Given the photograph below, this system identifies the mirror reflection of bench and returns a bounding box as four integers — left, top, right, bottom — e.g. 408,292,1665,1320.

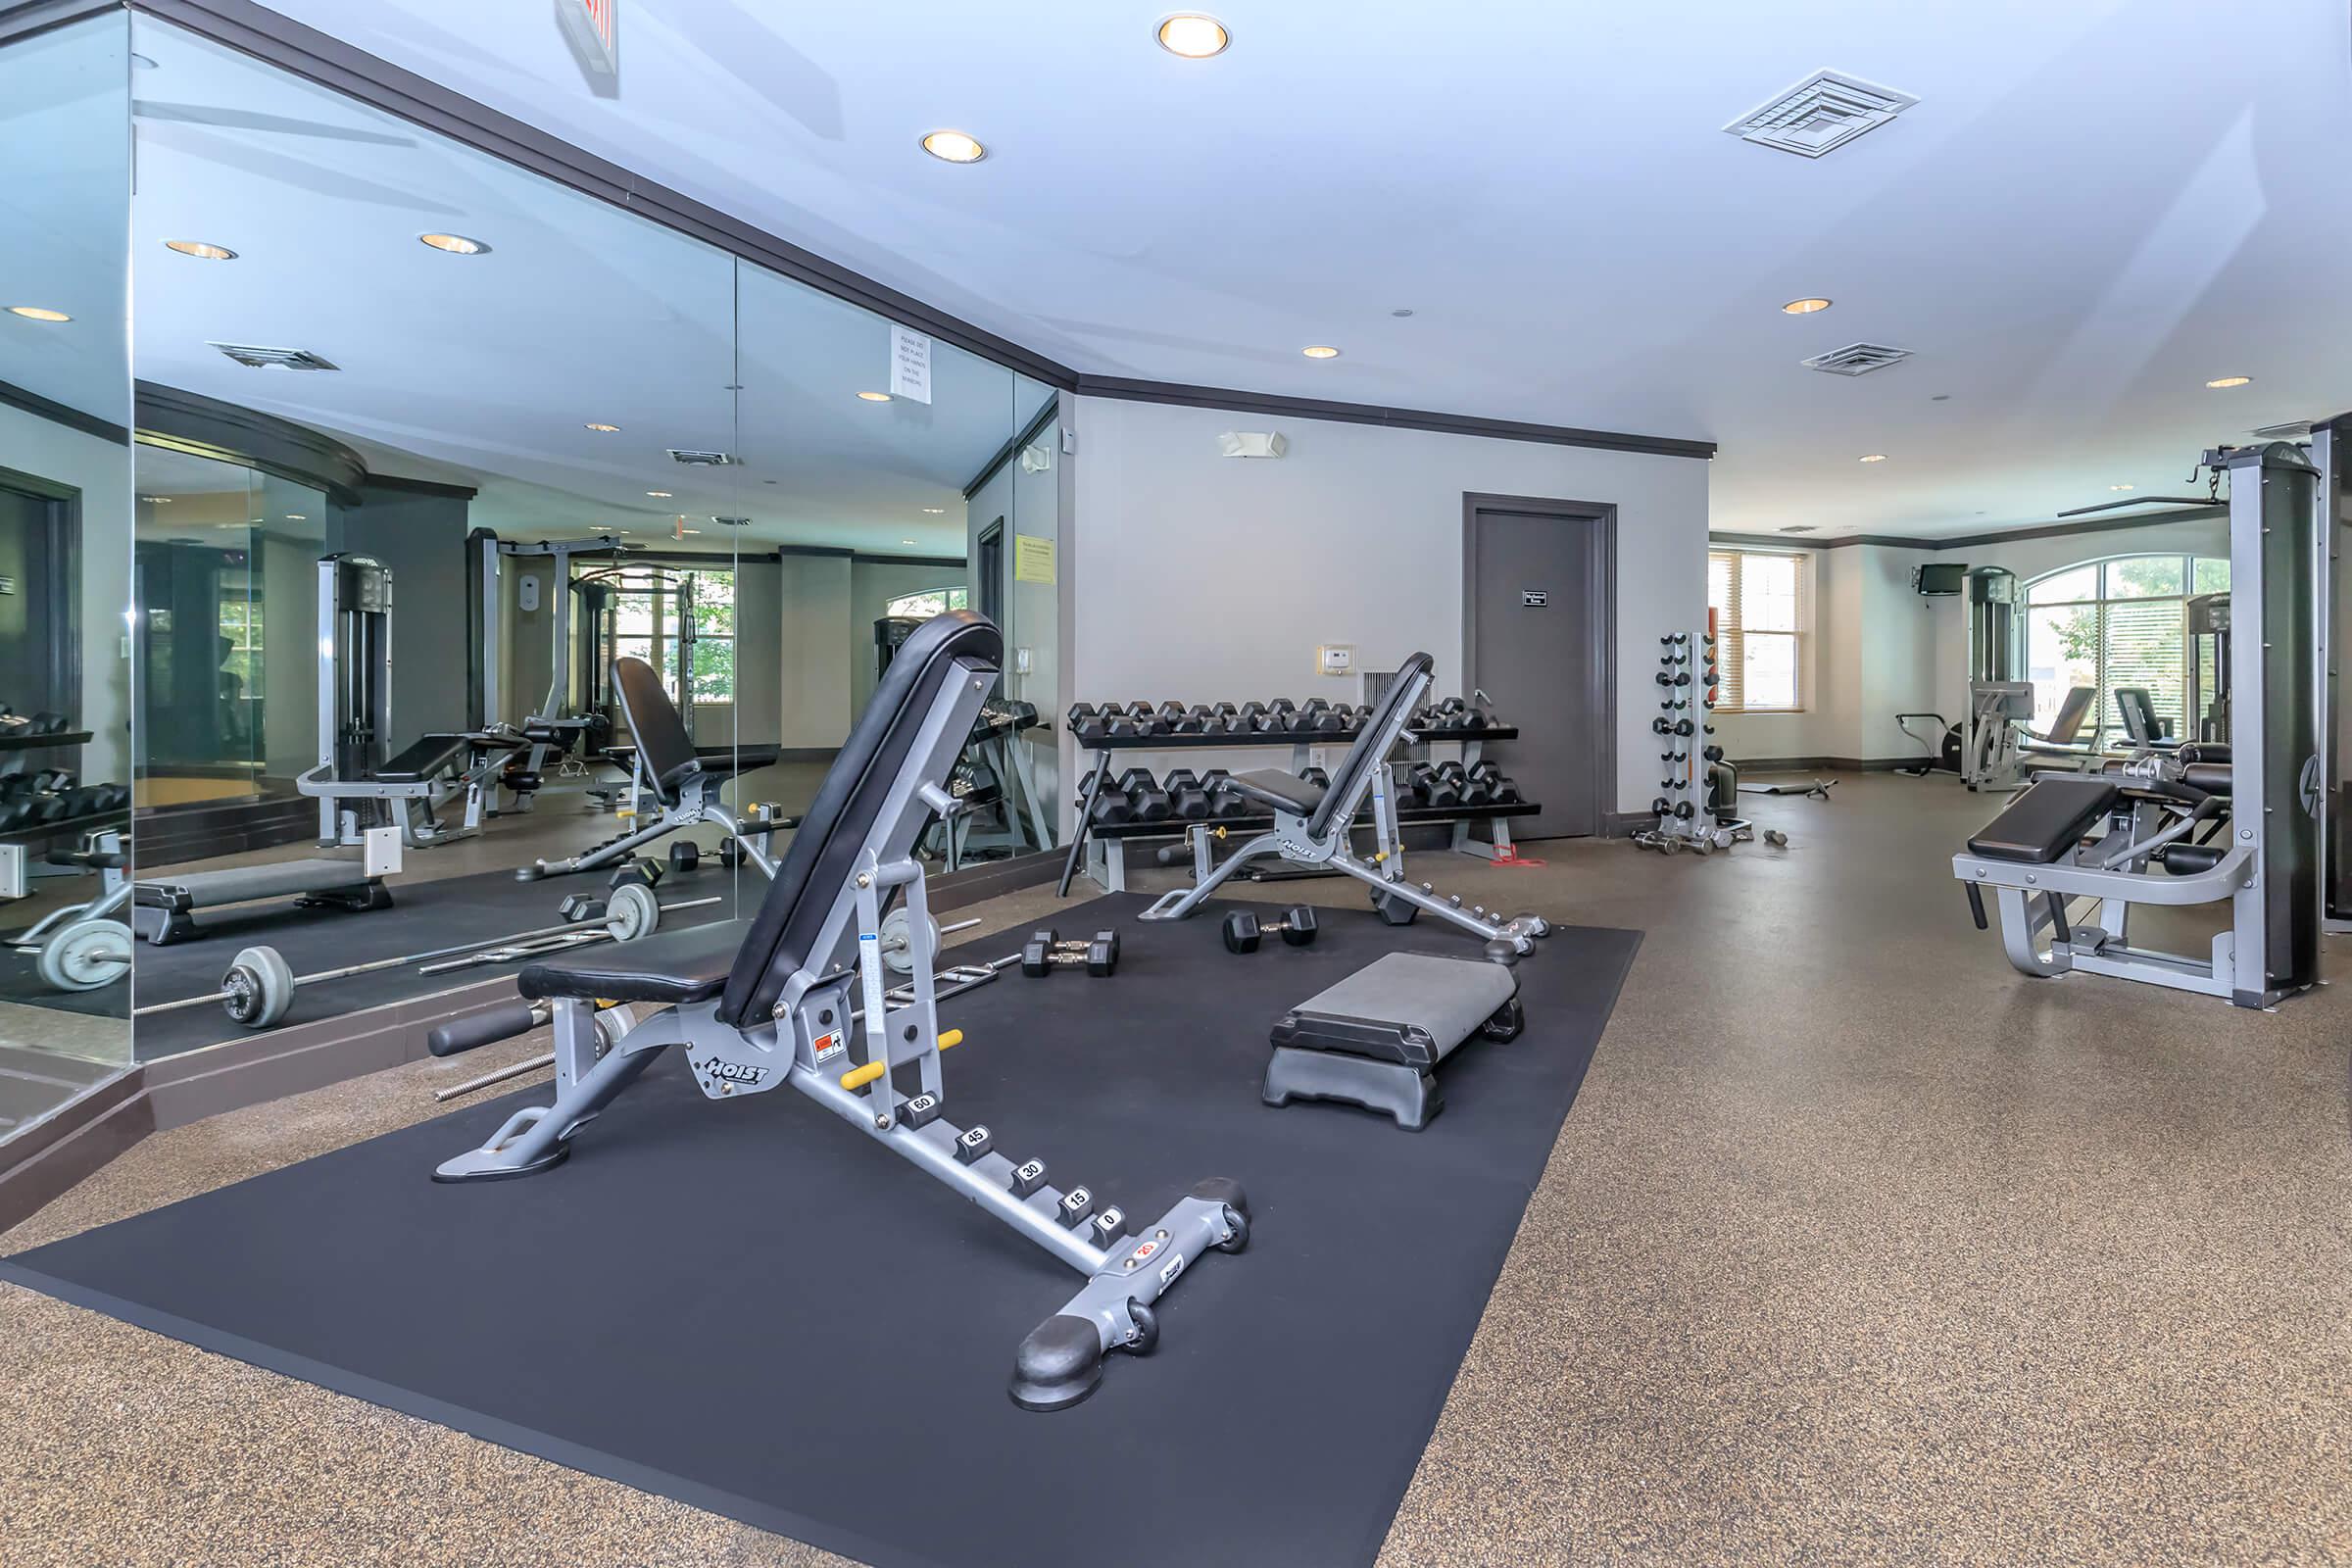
518,656,797,883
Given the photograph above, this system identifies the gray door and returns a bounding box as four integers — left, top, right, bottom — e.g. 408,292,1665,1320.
1464,499,1611,839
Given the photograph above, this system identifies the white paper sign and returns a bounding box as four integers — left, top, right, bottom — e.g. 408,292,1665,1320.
890,326,933,405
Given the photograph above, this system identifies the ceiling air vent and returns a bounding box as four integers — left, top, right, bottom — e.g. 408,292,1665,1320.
209,341,338,371
1779,526,1818,534
1724,70,1918,158
1802,342,1913,377
2252,419,2313,440
710,515,751,527
667,449,741,466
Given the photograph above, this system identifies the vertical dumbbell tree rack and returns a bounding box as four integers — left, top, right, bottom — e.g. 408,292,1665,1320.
1632,625,1756,856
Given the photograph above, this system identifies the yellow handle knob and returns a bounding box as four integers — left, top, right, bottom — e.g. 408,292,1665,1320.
939,1028,963,1052
840,1060,886,1090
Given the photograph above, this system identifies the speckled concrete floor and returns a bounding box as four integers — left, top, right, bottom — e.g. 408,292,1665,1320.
6,772,2350,1567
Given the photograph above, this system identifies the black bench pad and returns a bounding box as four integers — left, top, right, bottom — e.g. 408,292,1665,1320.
1225,768,1325,817
376,734,468,784
519,918,750,1004
1966,776,2119,863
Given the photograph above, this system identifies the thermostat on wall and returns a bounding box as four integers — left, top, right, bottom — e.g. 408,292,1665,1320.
1317,644,1354,676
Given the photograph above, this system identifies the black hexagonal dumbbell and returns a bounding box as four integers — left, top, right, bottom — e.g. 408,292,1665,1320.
610,857,662,891
1067,703,1111,744
1221,906,1319,955
1164,768,1212,820
1117,767,1171,822
1020,927,1121,978
558,891,609,923
1201,768,1248,818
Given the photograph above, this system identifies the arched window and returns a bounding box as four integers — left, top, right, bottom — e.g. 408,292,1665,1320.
2024,552,2230,743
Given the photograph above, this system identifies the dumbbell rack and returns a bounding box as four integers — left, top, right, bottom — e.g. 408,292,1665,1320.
1634,628,1752,855
1066,722,1536,894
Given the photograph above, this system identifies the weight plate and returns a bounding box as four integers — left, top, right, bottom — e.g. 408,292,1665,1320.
878,906,942,976
39,918,130,992
227,945,297,1030
606,882,661,944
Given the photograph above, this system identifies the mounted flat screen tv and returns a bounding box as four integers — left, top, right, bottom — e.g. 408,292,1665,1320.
1913,562,1968,597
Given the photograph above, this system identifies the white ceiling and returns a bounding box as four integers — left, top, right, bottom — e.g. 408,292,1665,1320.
230,0,2352,541
0,16,130,425
126,22,1053,556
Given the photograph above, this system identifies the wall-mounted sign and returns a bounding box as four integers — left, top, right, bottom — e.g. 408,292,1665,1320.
1013,534,1055,585
1522,590,1548,608
557,0,620,96
891,325,933,405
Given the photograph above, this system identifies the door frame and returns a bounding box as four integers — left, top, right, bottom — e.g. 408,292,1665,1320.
0,463,83,723
1460,492,1617,835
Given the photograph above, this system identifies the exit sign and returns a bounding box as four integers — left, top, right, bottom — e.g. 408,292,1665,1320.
557,0,619,96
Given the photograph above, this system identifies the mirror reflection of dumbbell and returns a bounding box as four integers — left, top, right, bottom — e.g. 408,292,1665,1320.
1221,906,1319,955
1020,927,1120,978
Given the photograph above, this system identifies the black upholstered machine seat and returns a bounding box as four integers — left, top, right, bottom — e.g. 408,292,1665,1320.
375,734,469,784
1226,768,1327,817
518,918,750,1004
1966,775,2119,863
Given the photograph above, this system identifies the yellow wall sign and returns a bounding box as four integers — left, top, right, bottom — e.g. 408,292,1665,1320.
1013,534,1056,585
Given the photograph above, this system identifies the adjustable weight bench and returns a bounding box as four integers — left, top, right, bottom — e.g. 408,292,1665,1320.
518,655,793,881
1138,653,1550,957
434,612,1249,1410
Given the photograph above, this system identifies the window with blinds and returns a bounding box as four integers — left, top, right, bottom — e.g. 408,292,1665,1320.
2022,554,2230,743
1707,549,1807,712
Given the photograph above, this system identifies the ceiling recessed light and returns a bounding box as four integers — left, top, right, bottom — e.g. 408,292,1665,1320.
2109,483,2134,492
2206,375,2251,389
921,507,946,514
1781,297,1833,315
646,490,672,498
1301,345,1341,359
7,306,70,322
164,239,237,261
284,514,307,520
921,130,986,164
419,232,490,256
857,390,893,402
1155,14,1230,57
1858,453,1887,463
140,495,171,504
584,422,620,432
681,528,702,535
902,538,917,546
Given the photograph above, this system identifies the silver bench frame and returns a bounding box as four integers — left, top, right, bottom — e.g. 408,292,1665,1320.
436,632,1246,1409
1133,662,1546,956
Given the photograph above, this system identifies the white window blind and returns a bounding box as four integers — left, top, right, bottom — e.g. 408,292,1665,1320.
1707,549,1806,712
2023,554,2230,743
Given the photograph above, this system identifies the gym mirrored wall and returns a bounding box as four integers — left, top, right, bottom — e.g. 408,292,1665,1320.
0,9,136,1145
104,15,1058,1064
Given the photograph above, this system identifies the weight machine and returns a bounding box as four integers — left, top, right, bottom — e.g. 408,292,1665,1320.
1952,442,2321,1007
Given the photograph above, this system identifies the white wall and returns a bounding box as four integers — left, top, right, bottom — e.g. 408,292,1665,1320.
0,403,130,784
1068,397,1711,822
1715,514,2231,767
776,554,853,750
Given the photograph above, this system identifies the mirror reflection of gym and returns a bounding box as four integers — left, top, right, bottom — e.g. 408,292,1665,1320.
0,10,136,1144
112,17,1056,1056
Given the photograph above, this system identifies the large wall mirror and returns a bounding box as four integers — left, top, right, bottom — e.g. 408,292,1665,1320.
0,11,135,1144
110,15,1056,1065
